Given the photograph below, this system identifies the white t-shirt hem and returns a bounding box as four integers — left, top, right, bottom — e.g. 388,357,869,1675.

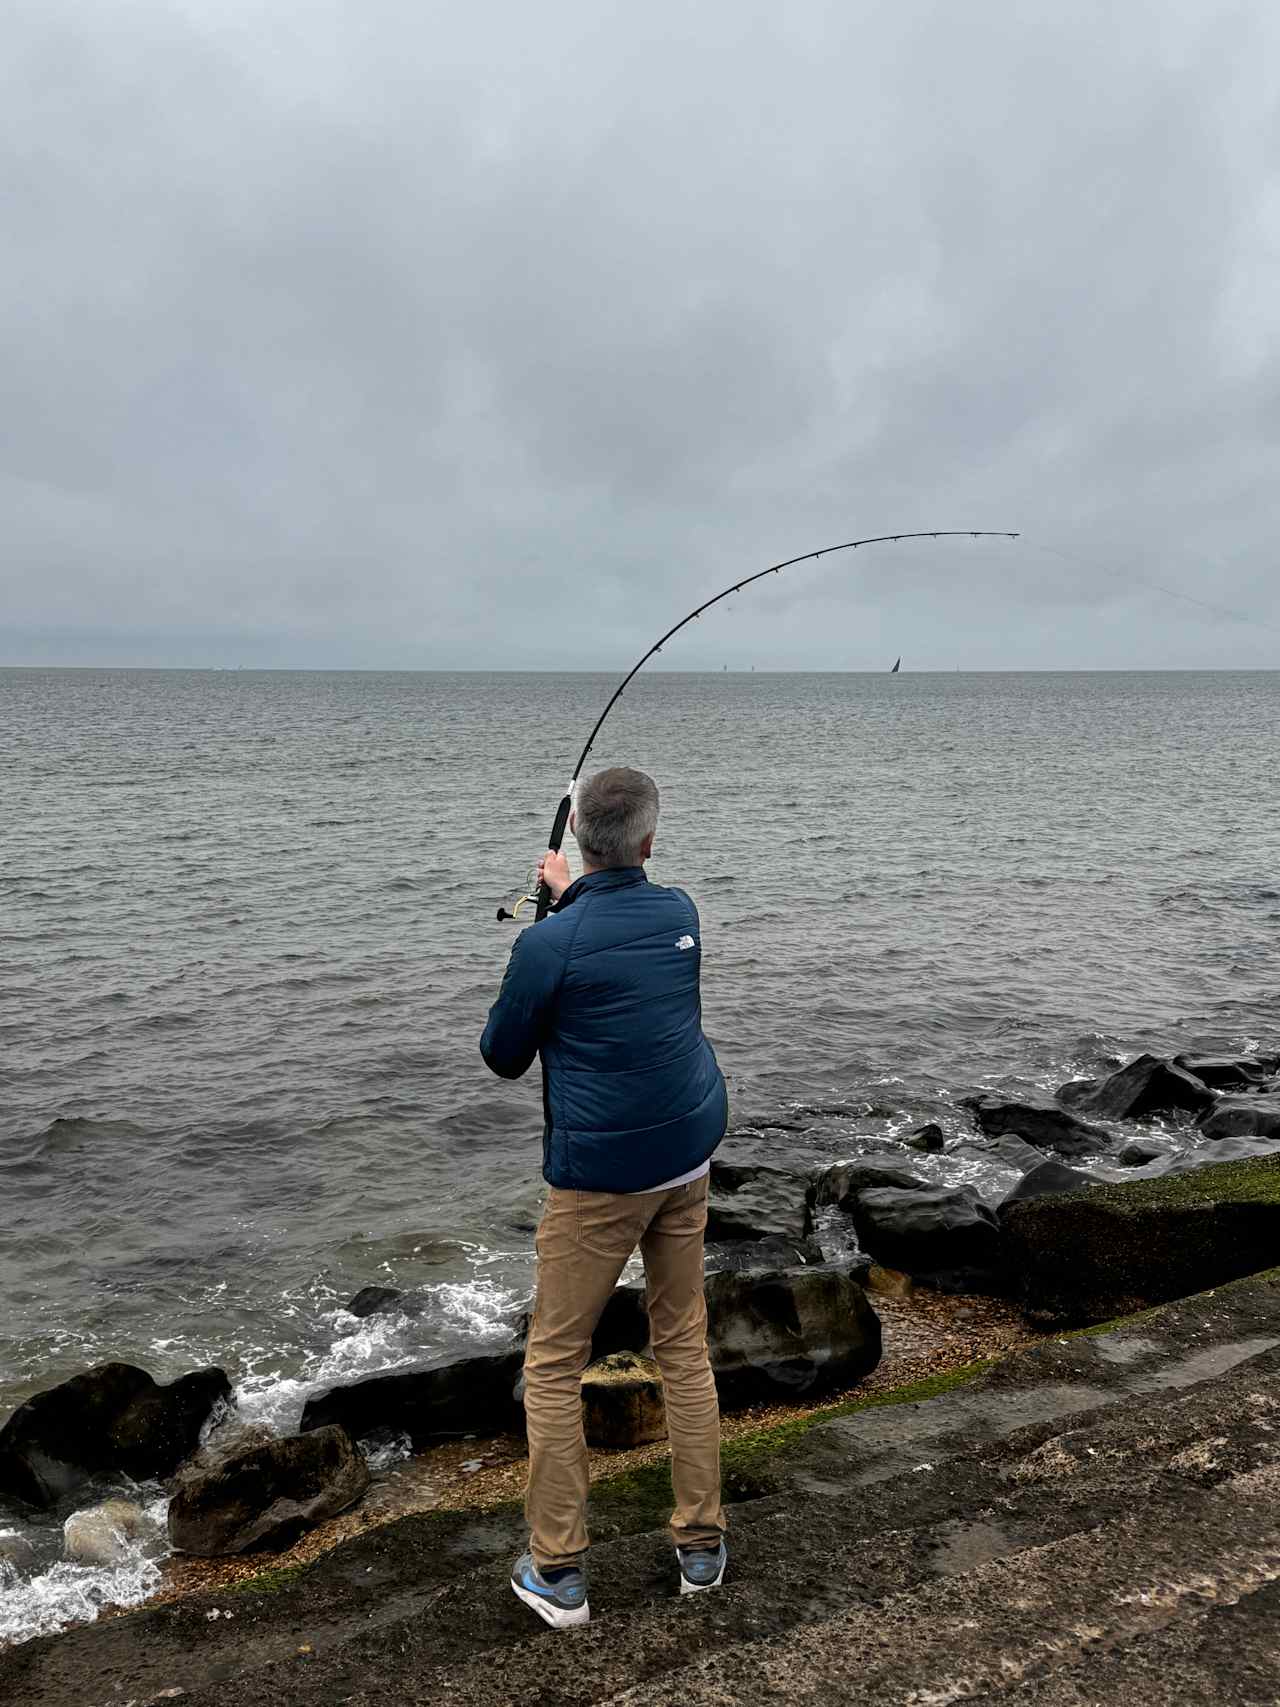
627,1158,711,1195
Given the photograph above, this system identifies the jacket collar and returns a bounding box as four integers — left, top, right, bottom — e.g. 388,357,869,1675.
553,867,648,911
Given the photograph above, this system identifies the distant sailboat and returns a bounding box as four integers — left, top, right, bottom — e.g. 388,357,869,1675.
890,656,901,674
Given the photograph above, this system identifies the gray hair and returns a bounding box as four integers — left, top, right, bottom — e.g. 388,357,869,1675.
573,767,660,867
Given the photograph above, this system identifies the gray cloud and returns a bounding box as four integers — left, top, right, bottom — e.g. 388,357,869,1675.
2,0,1278,668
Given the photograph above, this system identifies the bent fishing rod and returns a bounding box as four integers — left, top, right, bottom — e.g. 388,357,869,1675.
496,529,1019,923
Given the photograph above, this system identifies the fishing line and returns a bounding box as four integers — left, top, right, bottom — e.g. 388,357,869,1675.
1028,540,1280,639
496,529,1019,922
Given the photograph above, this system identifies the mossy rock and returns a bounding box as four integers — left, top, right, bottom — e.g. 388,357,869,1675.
581,1352,666,1449
1003,1152,1280,1325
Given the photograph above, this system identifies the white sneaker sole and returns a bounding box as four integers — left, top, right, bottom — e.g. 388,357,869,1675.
679,1559,727,1595
511,1578,590,1628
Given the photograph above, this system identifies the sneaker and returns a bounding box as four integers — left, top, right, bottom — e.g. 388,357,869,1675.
676,1541,727,1595
510,1551,590,1628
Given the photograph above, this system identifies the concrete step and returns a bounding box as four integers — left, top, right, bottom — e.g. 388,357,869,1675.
6,1273,1280,1706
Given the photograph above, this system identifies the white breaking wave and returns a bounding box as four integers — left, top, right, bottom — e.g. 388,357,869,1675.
235,1273,523,1437
0,1494,169,1649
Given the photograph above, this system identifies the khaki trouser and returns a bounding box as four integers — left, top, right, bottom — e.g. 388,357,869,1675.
523,1173,725,1571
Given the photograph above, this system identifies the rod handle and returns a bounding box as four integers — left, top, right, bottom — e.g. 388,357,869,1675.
534,793,574,922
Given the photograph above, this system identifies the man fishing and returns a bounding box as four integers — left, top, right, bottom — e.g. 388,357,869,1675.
480,766,729,1628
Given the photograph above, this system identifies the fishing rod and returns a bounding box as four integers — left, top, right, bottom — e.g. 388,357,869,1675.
496,529,1020,923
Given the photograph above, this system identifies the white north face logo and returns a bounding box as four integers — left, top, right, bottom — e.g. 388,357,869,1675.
675,935,696,951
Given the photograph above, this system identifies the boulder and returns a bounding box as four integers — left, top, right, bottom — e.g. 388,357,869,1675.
168,1425,369,1556
63,1499,147,1566
961,1094,1110,1157
0,1529,37,1573
998,1159,1103,1210
1118,1139,1169,1167
0,1362,232,1509
704,1264,880,1406
1067,1054,1217,1122
1165,1135,1280,1170
1002,1152,1280,1325
850,1186,1004,1292
707,1161,812,1243
704,1235,827,1273
973,1133,1053,1174
581,1353,666,1448
1198,1094,1280,1142
904,1123,945,1153
810,1159,926,1213
345,1286,403,1319
1056,1079,1100,1109
591,1283,652,1360
300,1350,524,1447
1174,1054,1275,1091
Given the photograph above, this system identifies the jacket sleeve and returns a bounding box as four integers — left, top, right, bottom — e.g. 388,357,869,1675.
479,927,564,1080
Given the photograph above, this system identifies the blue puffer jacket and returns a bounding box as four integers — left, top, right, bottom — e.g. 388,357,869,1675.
480,868,727,1192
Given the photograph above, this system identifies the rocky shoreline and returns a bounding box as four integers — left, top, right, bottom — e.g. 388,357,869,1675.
3,1045,1280,1655
5,1269,1280,1706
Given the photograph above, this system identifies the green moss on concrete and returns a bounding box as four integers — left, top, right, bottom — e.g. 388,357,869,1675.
228,1561,311,1596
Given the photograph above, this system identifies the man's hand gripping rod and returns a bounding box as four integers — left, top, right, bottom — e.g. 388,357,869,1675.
496,786,574,922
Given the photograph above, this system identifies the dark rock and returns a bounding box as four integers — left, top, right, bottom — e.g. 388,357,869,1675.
300,1351,524,1447
576,1262,880,1410
990,1134,1053,1172
1199,1094,1280,1141
1056,1078,1100,1108
0,1362,232,1509
905,1123,945,1153
591,1283,652,1360
1002,1152,1280,1325
345,1286,404,1320
703,1263,881,1406
168,1425,369,1556
1174,1053,1274,1091
997,1159,1102,1210
704,1235,827,1273
961,1093,1110,1157
850,1186,1004,1292
1164,1135,1280,1170
810,1159,926,1212
1118,1139,1169,1167
1069,1054,1217,1122
581,1353,666,1449
707,1161,812,1243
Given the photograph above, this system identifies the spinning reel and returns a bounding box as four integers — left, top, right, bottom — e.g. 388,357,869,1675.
496,789,574,923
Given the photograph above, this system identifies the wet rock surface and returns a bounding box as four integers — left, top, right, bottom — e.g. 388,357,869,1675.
702,1234,829,1273
961,1092,1111,1156
168,1425,370,1557
997,1157,1102,1207
850,1184,1004,1293
1066,1052,1218,1121
299,1351,525,1447
706,1161,812,1243
1199,1092,1280,1141
8,1275,1280,1707
0,1362,231,1509
62,1500,148,1568
703,1262,881,1405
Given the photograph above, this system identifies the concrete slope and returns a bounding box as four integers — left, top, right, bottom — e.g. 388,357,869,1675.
5,1272,1280,1707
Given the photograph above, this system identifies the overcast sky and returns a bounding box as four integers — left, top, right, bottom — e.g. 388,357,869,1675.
2,1,1278,670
